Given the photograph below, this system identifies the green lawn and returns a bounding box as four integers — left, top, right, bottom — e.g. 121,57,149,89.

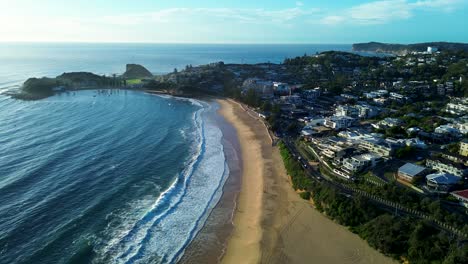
126,79,142,85
384,171,395,182
361,171,386,185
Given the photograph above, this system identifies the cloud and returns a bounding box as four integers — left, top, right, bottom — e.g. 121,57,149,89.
349,0,412,24
0,6,320,42
320,15,346,25
100,7,319,27
296,1,304,6
320,0,465,25
411,0,463,11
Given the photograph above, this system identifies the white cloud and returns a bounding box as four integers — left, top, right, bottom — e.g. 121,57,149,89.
0,6,320,42
320,0,465,25
349,0,412,24
100,7,318,27
320,15,346,25
296,1,304,6
411,0,463,11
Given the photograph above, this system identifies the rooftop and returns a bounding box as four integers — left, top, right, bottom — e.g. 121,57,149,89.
452,189,468,200
399,163,426,177
426,173,460,185
354,153,381,161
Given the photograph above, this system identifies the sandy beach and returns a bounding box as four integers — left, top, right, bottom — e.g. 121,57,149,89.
218,99,396,264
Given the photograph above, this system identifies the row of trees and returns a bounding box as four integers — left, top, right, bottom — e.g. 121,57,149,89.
278,141,468,263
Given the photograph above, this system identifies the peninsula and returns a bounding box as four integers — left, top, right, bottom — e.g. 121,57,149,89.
353,41,468,55
12,64,153,100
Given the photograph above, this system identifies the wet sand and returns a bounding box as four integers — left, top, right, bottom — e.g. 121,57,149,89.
218,99,396,264
179,101,242,264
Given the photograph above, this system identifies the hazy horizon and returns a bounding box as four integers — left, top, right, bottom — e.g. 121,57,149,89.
0,41,466,45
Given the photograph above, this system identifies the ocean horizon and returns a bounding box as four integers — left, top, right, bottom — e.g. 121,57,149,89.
0,43,354,93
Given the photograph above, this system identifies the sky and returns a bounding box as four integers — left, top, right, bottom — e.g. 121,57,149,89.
0,0,467,44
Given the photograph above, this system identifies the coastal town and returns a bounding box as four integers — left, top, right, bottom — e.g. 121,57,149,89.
228,48,468,194
148,46,468,206
14,45,468,263
161,46,468,262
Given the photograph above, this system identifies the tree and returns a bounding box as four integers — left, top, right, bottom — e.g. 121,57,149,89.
244,89,260,107
407,221,449,263
395,146,416,159
287,122,299,133
357,215,411,257
443,245,468,264
446,143,460,154
261,101,272,112
300,191,311,200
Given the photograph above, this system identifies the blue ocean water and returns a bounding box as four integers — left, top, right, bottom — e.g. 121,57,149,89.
0,91,228,263
0,43,353,264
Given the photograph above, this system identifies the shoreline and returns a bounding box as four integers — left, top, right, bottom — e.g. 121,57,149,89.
178,100,242,264
217,99,264,264
217,99,396,264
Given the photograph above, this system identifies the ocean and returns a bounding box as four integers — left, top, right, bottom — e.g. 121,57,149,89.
0,43,352,264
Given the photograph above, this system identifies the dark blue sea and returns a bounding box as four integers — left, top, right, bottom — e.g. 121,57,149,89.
0,43,352,264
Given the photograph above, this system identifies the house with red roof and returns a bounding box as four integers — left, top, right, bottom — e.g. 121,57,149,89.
451,189,468,208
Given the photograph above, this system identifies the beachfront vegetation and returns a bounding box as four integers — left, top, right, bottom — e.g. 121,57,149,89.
278,142,312,190
278,141,468,263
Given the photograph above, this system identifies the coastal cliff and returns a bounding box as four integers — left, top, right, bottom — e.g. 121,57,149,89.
122,64,153,79
353,41,468,55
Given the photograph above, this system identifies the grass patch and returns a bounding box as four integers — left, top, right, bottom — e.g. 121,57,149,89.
384,172,395,182
126,79,142,85
362,171,386,185
296,142,317,161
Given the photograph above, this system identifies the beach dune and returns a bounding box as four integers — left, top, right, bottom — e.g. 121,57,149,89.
218,99,395,264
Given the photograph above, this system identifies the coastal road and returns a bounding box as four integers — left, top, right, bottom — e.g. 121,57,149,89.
281,138,468,239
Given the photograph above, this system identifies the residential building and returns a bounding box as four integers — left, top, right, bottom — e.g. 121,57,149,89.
460,139,468,157
435,124,461,136
426,172,460,192
280,95,302,106
398,163,427,183
451,189,468,208
454,122,468,135
426,158,468,177
324,116,355,130
335,105,359,118
335,104,379,119
441,152,468,166
342,153,382,175
273,82,290,95
242,78,274,97
373,98,388,105
427,46,438,53
446,99,468,115
360,138,395,157
378,118,403,128
364,92,378,99
355,104,380,118
389,92,406,101
340,93,358,100
302,88,321,100
305,117,325,127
